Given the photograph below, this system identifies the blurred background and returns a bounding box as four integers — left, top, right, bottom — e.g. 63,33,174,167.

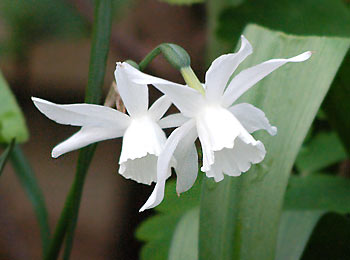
1,0,350,259
0,0,206,259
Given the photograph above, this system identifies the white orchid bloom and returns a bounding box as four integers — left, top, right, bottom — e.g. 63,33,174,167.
119,35,311,211
32,63,182,185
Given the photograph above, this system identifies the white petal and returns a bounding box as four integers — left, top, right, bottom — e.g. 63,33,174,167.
206,137,266,181
229,103,277,136
139,119,196,212
205,35,252,102
52,126,124,158
148,95,172,122
173,126,198,194
119,115,169,185
32,97,130,128
196,105,241,172
119,62,205,117
222,51,312,107
115,63,149,116
158,113,189,129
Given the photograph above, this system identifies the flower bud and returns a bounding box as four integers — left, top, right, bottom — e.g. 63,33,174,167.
159,43,191,70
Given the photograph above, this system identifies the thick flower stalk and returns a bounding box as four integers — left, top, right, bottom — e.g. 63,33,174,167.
32,64,189,185
118,36,311,211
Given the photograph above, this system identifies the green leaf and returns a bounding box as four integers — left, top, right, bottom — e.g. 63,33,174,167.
295,131,347,173
323,52,350,155
168,207,199,260
199,24,350,260
137,178,202,260
275,173,350,260
285,174,350,214
45,1,114,259
10,145,50,256
158,0,204,5
0,139,15,175
217,0,350,51
0,71,28,143
276,210,325,260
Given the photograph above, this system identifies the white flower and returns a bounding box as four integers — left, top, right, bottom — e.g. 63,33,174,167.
119,35,311,211
32,63,181,185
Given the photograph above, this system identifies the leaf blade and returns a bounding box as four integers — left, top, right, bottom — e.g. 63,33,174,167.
199,24,350,260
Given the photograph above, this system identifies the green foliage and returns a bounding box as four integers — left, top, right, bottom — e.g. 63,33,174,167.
0,0,87,57
0,71,28,143
0,139,15,175
217,0,350,51
199,25,350,260
285,175,350,214
295,131,347,173
158,0,204,5
168,208,199,260
10,145,50,256
323,53,350,155
136,178,202,260
276,210,325,260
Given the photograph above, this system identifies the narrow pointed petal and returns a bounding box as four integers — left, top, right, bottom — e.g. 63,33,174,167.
205,35,253,102
115,63,149,116
158,113,189,129
139,120,196,212
119,115,169,185
174,126,198,194
119,62,205,117
229,103,277,135
222,51,312,107
32,97,130,128
148,95,172,122
52,126,124,158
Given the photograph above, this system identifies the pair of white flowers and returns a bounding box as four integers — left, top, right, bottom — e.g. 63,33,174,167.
32,36,311,211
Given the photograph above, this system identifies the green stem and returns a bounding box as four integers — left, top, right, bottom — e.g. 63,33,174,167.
10,145,51,257
44,0,113,259
138,46,161,71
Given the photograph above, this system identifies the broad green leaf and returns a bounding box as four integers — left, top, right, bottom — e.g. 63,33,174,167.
275,210,325,260
295,131,347,173
137,178,202,260
199,24,350,260
168,207,199,260
0,71,28,143
284,175,350,214
0,139,15,175
158,0,203,4
217,0,350,51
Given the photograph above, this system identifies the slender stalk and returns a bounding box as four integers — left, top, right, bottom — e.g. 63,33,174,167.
10,145,50,256
138,46,161,71
44,0,113,259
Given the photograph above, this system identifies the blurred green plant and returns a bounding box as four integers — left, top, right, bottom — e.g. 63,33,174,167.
0,71,28,143
157,0,204,4
0,0,88,58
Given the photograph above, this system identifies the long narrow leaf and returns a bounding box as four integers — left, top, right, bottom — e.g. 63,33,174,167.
45,1,113,259
10,145,50,256
199,24,350,260
0,139,15,175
